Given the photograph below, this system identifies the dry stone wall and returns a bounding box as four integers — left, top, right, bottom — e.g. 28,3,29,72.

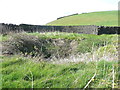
97,26,119,35
0,23,119,35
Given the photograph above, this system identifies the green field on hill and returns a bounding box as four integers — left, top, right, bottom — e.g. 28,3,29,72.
47,11,118,26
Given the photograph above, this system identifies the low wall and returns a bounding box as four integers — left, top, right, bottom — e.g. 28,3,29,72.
0,23,119,35
98,26,119,35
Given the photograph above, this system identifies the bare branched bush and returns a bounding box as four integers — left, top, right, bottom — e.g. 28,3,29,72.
2,33,78,60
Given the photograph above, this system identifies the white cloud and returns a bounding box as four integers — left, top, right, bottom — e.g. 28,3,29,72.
0,0,118,25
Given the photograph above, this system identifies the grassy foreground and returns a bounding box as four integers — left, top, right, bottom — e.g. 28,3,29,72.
1,32,119,88
1,56,118,88
47,11,118,26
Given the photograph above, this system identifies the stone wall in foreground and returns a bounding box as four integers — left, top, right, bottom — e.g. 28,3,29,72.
0,23,119,35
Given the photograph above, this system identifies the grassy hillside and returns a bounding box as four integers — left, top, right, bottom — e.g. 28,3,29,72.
47,11,118,26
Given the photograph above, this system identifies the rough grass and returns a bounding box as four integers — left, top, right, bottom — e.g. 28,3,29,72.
47,11,118,26
1,56,118,88
2,32,118,58
1,32,119,88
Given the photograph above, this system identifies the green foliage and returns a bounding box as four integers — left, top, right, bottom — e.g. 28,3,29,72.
96,45,117,55
47,11,117,26
90,60,118,88
0,34,10,42
26,32,84,40
77,34,118,53
1,32,119,88
1,56,118,88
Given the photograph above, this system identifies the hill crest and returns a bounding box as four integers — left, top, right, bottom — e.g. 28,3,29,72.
47,10,118,26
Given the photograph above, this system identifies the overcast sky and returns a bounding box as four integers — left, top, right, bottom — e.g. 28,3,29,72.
0,0,119,25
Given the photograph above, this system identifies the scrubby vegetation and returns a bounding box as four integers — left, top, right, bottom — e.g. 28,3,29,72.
2,32,118,59
1,32,119,88
47,11,118,26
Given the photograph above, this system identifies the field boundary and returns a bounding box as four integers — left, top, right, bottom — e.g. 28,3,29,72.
0,23,119,35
